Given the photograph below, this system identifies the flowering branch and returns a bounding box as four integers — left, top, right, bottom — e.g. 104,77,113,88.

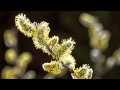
15,13,93,79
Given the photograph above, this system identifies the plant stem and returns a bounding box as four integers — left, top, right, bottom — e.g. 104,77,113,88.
61,62,74,73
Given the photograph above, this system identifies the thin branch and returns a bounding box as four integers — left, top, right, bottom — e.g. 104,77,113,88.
61,62,74,73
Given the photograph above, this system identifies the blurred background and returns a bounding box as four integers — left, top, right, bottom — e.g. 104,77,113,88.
0,11,120,79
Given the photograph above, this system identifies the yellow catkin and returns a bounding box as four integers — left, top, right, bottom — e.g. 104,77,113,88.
42,61,62,75
71,64,93,79
57,37,76,57
15,13,36,37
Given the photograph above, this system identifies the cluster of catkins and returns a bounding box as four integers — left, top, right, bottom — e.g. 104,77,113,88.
15,13,93,79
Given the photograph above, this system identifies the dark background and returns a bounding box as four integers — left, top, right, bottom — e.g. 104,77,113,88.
0,11,120,79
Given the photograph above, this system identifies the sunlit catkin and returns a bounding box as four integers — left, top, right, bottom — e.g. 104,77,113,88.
57,37,76,57
42,61,63,75
71,64,93,79
15,13,36,37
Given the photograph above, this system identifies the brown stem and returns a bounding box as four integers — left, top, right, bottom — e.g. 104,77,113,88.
61,62,74,73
